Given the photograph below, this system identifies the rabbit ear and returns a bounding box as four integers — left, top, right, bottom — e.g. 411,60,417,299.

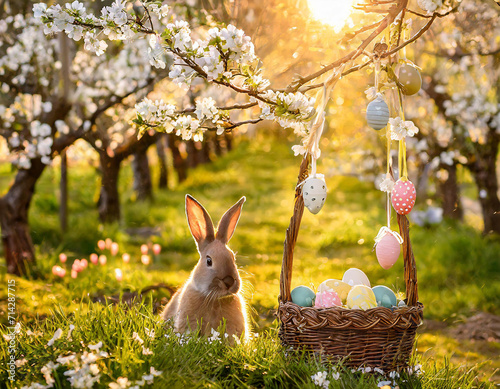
185,195,215,249
216,196,246,244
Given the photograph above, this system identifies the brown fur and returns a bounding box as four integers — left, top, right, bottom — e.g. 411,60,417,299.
162,195,249,341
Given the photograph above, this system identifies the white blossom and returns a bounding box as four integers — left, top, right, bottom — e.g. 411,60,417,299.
47,328,63,346
311,371,330,389
389,117,419,141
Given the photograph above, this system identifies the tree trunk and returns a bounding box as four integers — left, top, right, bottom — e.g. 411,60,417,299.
1,159,46,275
98,153,122,223
156,135,168,189
214,134,223,157
186,140,200,169
60,150,68,231
225,132,233,152
132,148,153,201
438,163,463,220
468,152,500,235
200,140,211,164
168,134,188,183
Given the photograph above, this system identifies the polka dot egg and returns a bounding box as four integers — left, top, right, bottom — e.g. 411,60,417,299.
397,64,422,96
302,176,327,214
391,179,416,215
315,290,341,308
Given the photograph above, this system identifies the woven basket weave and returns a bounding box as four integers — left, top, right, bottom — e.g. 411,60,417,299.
278,156,423,371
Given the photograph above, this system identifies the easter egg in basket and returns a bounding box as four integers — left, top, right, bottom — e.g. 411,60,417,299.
342,268,371,287
372,285,398,308
314,290,341,308
346,285,377,310
291,285,316,307
317,279,352,303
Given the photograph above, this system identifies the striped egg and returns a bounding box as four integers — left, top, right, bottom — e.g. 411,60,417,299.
366,94,390,130
391,179,416,215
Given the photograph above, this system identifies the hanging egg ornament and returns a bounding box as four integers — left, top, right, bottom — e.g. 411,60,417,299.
397,64,422,96
302,175,327,214
391,178,416,215
366,94,390,130
291,285,316,307
375,233,401,269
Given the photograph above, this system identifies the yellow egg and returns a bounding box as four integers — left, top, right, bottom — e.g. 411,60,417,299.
318,279,352,303
346,285,377,310
397,63,422,96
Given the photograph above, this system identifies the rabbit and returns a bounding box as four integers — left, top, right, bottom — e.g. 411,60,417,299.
162,194,249,341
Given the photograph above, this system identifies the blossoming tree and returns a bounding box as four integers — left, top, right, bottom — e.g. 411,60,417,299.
0,10,160,275
408,0,500,233
4,0,455,275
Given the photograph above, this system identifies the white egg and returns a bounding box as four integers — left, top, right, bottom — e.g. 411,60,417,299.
342,268,371,287
302,176,327,214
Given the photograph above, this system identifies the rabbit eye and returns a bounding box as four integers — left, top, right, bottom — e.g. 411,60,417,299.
206,255,213,267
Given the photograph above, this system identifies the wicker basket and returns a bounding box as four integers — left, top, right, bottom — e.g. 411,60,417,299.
278,156,424,371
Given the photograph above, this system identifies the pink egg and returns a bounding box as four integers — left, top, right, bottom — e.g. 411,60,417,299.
376,233,401,269
391,179,416,215
314,290,341,308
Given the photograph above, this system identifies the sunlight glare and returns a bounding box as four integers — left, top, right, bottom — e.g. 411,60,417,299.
307,0,355,32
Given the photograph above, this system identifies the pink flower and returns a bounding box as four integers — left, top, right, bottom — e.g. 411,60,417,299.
72,260,81,272
105,238,112,249
97,240,106,251
115,268,123,282
152,244,161,255
141,255,151,265
99,255,107,265
59,253,67,263
122,253,130,263
110,242,119,256
90,253,98,264
52,265,62,275
57,268,66,277
140,244,149,255
80,259,88,269
71,270,78,279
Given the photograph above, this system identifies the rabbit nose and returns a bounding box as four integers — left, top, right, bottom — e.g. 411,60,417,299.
222,276,235,288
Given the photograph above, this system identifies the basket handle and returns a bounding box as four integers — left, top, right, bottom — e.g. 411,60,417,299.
279,156,419,307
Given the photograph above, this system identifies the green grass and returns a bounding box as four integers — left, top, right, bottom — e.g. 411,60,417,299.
1,299,496,389
1,136,499,387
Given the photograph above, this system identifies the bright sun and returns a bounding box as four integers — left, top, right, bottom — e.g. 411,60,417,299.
307,0,355,31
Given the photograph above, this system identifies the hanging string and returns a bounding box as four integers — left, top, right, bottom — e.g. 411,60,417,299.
302,62,350,182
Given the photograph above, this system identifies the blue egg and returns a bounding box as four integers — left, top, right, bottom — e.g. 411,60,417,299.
372,285,397,308
291,286,316,307
366,95,390,130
